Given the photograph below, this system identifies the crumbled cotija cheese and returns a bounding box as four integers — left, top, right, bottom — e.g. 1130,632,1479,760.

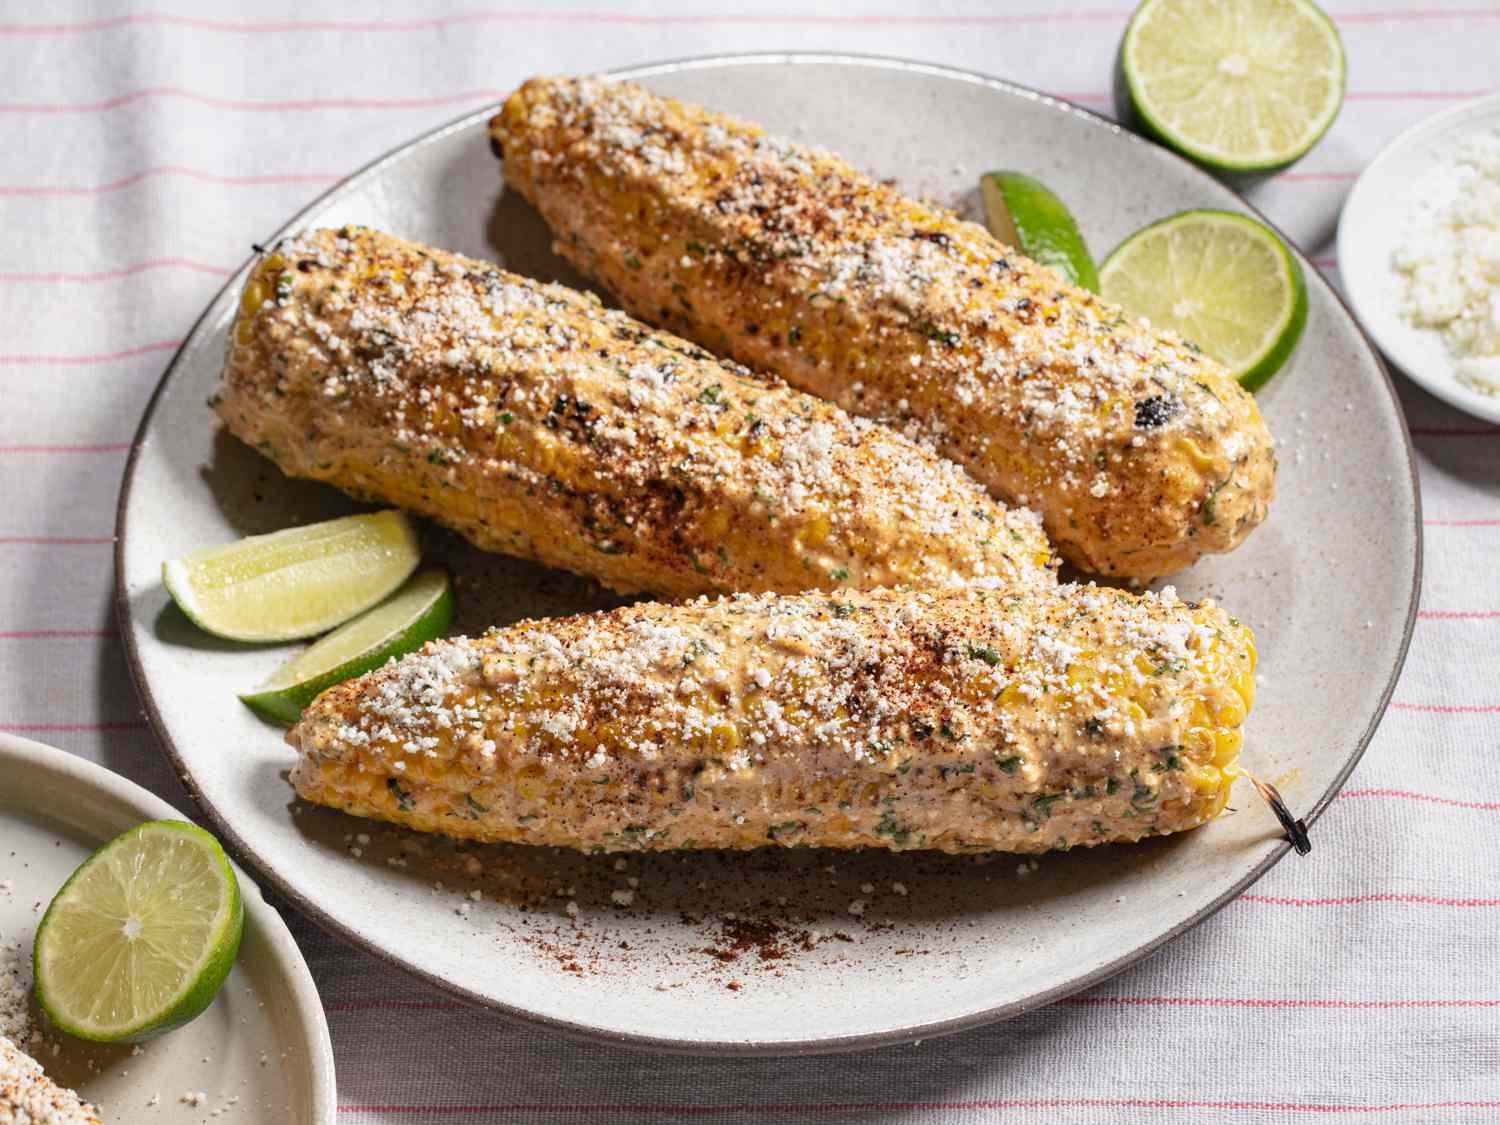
1393,130,1500,396
0,934,32,1044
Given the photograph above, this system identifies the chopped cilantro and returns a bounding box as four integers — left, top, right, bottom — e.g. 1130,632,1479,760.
1203,474,1233,525
387,777,414,812
1032,793,1065,819
996,755,1021,775
1152,745,1185,772
966,644,1002,666
876,811,910,846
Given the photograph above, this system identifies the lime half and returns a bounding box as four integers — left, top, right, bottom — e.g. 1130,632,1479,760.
1118,0,1345,173
980,171,1099,292
33,821,243,1043
162,510,421,642
1099,209,1306,391
241,567,453,725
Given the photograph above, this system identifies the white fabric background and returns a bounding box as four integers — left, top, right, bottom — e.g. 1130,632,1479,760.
1,2,1497,1121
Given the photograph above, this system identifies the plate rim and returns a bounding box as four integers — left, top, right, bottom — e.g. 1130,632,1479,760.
113,50,1423,1056
0,732,338,1118
1336,90,1500,426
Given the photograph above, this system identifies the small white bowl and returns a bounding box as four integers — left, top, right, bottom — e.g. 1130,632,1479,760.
1339,92,1500,426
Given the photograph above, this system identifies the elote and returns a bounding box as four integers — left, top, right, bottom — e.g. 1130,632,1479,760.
0,1036,103,1125
218,227,1056,598
289,583,1253,854
491,77,1278,579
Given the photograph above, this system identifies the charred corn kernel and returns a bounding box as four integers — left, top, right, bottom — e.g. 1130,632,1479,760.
289,583,1254,854
492,77,1278,580
0,1036,103,1125
218,226,1057,599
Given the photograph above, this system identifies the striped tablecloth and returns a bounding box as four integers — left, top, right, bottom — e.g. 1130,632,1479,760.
3,3,1497,1122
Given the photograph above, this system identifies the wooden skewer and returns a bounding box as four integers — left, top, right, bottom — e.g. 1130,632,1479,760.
1244,772,1311,855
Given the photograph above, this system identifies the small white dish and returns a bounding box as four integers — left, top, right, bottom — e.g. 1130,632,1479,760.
0,734,335,1123
1338,92,1500,426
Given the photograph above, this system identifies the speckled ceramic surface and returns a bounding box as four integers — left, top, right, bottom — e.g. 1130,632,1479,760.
0,734,335,1120
115,55,1420,1054
1338,92,1500,426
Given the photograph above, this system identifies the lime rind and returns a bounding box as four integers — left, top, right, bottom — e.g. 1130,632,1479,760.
240,567,453,725
980,171,1100,293
1118,0,1345,174
1098,209,1306,390
161,510,421,643
33,821,243,1043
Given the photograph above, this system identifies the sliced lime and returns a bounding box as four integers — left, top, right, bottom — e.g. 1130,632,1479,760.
1099,209,1307,391
33,821,243,1043
1118,0,1345,173
162,510,421,642
980,171,1099,292
240,567,453,725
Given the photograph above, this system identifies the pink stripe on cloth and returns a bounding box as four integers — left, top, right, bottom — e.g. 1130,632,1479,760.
1241,893,1500,908
1410,426,1500,436
1389,701,1500,714
0,721,147,733
0,259,230,283
0,340,180,365
0,166,339,196
1277,171,1359,182
0,442,131,453
0,535,114,545
0,85,507,114
1346,88,1496,101
5,7,1500,34
1062,996,1500,1009
0,629,116,639
0,9,1139,35
1339,788,1500,811
333,1098,1500,1116
1425,519,1500,527
1418,610,1500,620
326,1000,465,1012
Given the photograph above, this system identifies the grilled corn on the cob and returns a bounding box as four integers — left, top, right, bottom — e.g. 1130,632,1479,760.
0,1036,103,1124
289,584,1253,854
492,76,1278,580
217,227,1056,598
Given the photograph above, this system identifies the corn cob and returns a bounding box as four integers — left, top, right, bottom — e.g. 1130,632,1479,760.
0,1036,103,1124
491,76,1278,580
217,227,1056,599
289,583,1253,854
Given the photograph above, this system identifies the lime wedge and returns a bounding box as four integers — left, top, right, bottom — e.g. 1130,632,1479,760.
240,567,453,725
1099,209,1307,391
33,821,243,1043
162,510,421,642
1117,0,1345,173
980,171,1099,292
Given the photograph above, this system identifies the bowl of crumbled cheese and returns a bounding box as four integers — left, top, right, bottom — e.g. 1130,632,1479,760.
1339,92,1500,425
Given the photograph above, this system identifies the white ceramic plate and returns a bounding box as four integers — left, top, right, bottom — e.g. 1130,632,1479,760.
116,54,1420,1054
1338,92,1500,426
0,734,335,1121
